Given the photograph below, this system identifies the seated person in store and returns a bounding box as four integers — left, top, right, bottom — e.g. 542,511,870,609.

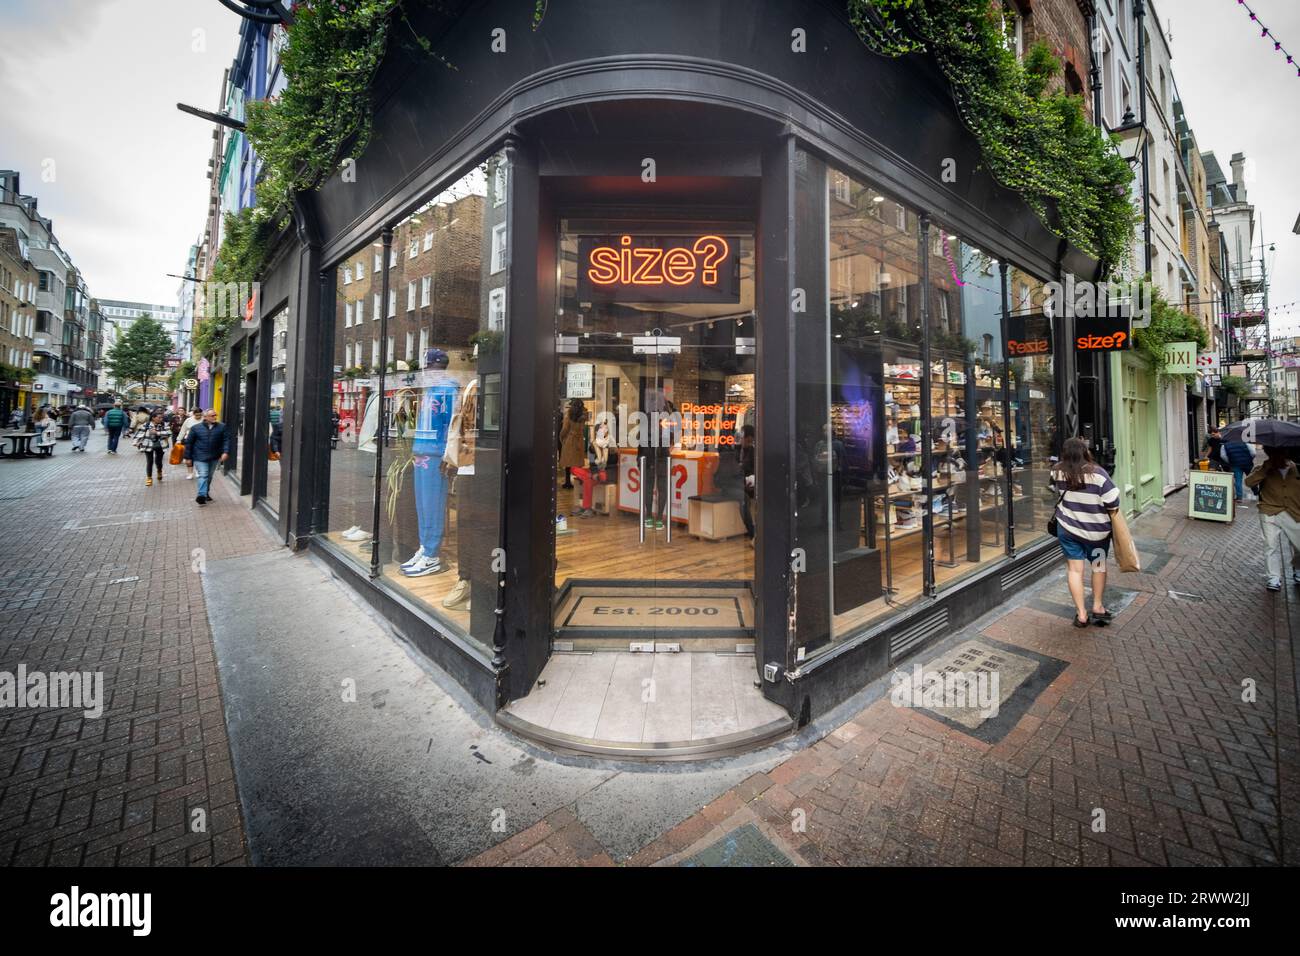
739,424,756,540
569,420,611,518
895,428,917,454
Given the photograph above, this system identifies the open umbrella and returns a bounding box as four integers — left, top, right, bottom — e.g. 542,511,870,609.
1219,418,1300,447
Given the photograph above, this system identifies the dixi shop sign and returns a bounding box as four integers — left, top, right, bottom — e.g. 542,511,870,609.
577,234,741,303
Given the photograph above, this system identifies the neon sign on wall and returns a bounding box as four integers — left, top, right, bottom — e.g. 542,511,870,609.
576,234,741,303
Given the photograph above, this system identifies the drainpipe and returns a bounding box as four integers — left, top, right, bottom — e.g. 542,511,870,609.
1136,0,1152,274
1087,5,1103,129
1000,261,1016,556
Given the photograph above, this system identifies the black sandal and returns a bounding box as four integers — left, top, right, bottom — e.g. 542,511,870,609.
1072,613,1090,628
1091,609,1113,625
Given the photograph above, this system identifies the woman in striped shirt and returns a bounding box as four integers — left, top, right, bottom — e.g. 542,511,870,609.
1051,436,1121,628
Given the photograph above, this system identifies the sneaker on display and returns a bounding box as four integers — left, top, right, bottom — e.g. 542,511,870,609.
341,526,372,541
401,547,426,568
402,555,447,577
442,578,470,608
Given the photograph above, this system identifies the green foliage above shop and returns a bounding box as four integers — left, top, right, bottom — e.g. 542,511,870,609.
0,362,35,384
167,360,198,392
847,0,1138,269
1132,284,1209,382
106,315,174,397
193,206,278,359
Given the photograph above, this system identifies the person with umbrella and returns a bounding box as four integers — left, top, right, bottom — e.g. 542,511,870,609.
1220,419,1300,502
1244,446,1300,591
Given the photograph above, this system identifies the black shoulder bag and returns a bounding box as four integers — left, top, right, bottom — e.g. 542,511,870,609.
1046,482,1067,537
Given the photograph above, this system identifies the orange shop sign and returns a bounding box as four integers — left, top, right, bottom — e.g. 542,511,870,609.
1075,313,1132,352
577,234,741,303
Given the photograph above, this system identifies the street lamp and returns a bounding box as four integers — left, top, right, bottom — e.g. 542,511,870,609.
1110,108,1147,166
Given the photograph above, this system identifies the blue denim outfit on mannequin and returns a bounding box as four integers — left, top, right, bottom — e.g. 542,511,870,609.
406,378,459,566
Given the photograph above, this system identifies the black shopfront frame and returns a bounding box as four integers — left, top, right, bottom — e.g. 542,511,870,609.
223,0,1103,728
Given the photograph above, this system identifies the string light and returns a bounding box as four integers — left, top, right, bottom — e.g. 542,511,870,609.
1235,0,1300,78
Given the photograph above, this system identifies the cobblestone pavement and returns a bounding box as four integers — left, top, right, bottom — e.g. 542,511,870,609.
0,438,274,866
468,492,1300,866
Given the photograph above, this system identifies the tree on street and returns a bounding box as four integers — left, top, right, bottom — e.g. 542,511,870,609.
105,315,174,400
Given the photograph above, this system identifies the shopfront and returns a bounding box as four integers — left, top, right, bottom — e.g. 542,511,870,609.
221,0,1104,750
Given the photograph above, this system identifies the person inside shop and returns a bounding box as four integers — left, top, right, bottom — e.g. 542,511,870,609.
814,422,846,533
739,423,756,542
895,427,917,454
558,397,589,511
569,418,611,519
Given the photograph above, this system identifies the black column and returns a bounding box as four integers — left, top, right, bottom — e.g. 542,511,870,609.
499,134,551,705
286,191,326,548
757,134,797,711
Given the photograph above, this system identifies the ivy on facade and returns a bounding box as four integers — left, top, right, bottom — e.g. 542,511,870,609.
847,0,1138,269
1132,283,1209,382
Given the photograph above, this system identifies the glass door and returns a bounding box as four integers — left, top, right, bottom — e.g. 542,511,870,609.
552,224,756,650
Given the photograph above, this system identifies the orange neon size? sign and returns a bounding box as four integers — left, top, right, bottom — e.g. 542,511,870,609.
577,234,741,303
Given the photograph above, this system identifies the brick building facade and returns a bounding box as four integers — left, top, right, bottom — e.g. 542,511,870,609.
1006,0,1095,122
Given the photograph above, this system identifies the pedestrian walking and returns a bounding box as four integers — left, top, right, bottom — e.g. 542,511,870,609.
1223,438,1256,502
183,408,230,505
177,408,203,480
101,400,128,455
1201,427,1225,472
1050,436,1121,628
67,404,95,453
1244,446,1300,591
32,408,57,456
139,411,171,486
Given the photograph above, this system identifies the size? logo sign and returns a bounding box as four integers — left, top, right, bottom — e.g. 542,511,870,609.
577,234,741,303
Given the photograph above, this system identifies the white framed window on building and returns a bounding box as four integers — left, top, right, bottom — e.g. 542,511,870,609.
374,251,382,273
409,239,418,259
405,331,414,361
488,287,506,331
493,162,507,206
407,281,416,311
389,247,397,268
343,266,352,285
345,343,353,368
421,275,431,307
423,230,433,251
490,222,507,274
419,328,428,364
387,336,395,366
388,289,396,318
371,338,379,369
373,293,380,320
356,260,364,280
345,302,353,327
355,298,364,323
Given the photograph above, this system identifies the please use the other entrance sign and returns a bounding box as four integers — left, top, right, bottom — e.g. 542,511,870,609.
1188,470,1234,522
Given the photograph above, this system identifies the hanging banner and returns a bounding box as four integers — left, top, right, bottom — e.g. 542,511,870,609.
1196,352,1220,373
1005,314,1053,357
1075,312,1132,352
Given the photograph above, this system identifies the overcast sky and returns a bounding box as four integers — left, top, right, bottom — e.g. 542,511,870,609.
0,0,1296,332
1171,0,1300,336
0,0,240,305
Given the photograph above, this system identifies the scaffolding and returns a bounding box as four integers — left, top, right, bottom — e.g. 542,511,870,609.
1224,253,1272,419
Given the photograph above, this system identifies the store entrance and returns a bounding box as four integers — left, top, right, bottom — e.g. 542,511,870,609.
552,225,756,650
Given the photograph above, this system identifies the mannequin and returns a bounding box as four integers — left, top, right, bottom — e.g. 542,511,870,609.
401,348,461,577
441,377,480,610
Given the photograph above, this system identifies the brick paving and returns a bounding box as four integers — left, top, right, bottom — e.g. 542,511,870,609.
0,436,275,866
467,492,1300,866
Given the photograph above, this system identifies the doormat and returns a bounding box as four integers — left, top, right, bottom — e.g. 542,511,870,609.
563,593,747,629
680,823,794,867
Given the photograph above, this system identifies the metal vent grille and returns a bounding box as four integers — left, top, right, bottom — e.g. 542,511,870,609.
889,607,950,663
1001,548,1061,592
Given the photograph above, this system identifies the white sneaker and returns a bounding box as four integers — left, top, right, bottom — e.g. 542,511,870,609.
1267,578,1282,591
401,547,426,568
341,526,372,541
185,473,194,480
401,555,447,577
